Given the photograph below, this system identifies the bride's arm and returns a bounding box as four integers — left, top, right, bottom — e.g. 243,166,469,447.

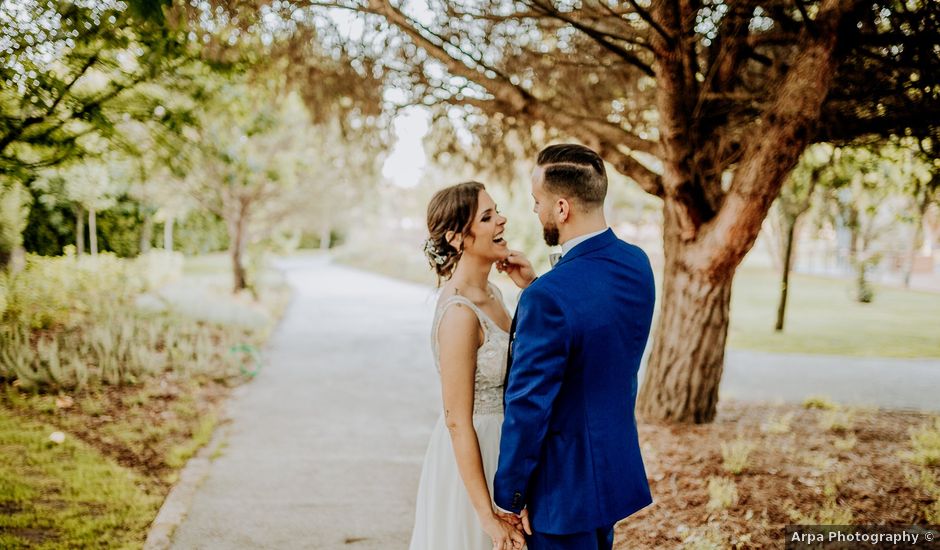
437,304,523,548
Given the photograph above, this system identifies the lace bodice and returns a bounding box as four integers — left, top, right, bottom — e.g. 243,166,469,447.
431,284,510,416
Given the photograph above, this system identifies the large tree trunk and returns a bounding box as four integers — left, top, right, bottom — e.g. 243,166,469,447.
88,207,98,256
75,205,85,256
775,219,797,332
637,1,846,423
637,212,734,424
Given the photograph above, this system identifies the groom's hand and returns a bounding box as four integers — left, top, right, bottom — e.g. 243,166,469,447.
519,509,532,535
497,250,537,289
495,509,532,536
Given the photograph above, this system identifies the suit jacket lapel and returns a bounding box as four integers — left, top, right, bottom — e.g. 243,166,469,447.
503,304,519,398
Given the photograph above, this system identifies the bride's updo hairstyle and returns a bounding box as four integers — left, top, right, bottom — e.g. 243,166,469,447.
424,181,485,284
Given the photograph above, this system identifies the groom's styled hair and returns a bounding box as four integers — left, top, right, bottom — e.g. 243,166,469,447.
536,144,607,210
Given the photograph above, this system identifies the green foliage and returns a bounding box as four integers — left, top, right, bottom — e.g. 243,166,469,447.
0,0,210,178
0,249,282,391
21,201,74,257
95,196,146,257
166,412,217,469
171,210,230,255
902,418,940,467
2,250,181,329
803,394,838,411
819,410,855,433
0,180,31,263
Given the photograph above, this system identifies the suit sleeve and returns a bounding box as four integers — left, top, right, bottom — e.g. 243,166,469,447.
494,285,569,513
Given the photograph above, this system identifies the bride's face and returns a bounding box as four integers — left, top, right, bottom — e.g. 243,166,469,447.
462,190,508,262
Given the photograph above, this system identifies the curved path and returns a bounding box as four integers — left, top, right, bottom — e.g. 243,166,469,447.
169,256,940,549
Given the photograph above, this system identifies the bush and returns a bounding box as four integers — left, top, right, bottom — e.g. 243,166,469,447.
803,395,838,410
721,439,756,475
706,477,739,511
2,249,182,329
170,211,229,255
0,309,257,391
902,418,940,467
819,410,855,433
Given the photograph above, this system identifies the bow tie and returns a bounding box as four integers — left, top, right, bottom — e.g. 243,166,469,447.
549,253,561,268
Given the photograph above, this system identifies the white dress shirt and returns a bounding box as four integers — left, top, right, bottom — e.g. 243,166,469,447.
560,228,608,258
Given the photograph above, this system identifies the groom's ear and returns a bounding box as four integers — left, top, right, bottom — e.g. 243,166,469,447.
556,198,571,222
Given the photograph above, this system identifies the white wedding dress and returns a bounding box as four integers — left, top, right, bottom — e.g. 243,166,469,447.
409,284,511,550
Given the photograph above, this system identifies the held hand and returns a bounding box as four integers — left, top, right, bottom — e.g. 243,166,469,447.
519,508,532,536
495,510,521,529
482,514,526,550
496,250,537,289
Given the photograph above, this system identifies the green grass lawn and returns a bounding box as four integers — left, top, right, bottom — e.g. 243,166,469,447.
0,408,161,549
729,267,940,357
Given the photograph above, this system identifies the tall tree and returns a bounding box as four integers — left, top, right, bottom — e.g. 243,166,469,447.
769,144,831,331
183,73,384,292
896,138,940,288
819,145,908,303
0,0,242,267
0,0,203,177
310,0,940,422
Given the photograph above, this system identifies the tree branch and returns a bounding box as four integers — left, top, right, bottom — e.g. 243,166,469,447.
696,0,860,274
524,0,655,76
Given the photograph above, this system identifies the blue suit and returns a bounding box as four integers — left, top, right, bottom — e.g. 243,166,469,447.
494,229,655,546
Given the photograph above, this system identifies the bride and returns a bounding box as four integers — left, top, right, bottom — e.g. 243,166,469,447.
410,181,536,550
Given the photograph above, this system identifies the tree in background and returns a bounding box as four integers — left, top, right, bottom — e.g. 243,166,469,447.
818,145,911,303
183,68,384,292
0,179,30,268
311,0,939,422
768,144,831,331
0,0,217,267
896,138,939,288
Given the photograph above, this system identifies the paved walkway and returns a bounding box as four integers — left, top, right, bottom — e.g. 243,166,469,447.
170,257,940,549
170,257,441,549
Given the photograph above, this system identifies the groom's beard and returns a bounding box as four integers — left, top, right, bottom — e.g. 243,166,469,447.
542,220,560,246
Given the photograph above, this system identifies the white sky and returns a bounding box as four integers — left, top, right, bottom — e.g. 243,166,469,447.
382,106,431,188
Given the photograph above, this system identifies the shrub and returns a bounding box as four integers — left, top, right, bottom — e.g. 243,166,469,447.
706,477,739,512
819,410,855,433
0,310,255,392
2,250,182,329
833,434,857,452
761,412,794,434
721,439,756,475
803,395,838,410
902,418,940,467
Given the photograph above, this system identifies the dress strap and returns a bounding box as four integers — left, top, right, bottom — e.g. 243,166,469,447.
436,295,490,333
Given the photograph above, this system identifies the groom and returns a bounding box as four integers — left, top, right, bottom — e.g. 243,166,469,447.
494,144,656,549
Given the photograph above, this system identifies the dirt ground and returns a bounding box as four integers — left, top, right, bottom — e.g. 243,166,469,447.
615,401,939,549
